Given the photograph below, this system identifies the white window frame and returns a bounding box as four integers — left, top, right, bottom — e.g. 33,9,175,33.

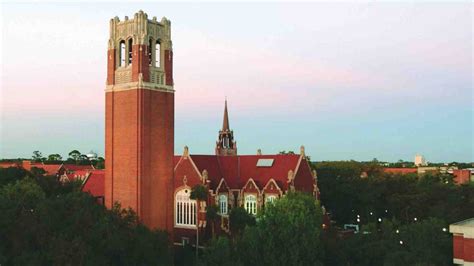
119,41,126,67
244,194,257,215
175,189,197,228
266,194,277,205
219,194,228,215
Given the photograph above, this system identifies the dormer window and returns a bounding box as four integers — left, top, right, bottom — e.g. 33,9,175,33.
266,195,277,204
219,194,228,215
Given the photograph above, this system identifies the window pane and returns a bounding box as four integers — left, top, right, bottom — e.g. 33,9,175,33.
155,41,161,67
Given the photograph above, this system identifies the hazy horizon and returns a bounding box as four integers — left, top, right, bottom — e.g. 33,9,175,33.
1,2,472,162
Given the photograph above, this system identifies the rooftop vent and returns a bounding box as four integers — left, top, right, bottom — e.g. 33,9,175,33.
257,158,274,167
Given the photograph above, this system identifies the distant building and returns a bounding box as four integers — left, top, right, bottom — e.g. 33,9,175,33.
414,154,427,167
453,169,474,185
450,218,474,265
417,166,438,175
383,168,417,175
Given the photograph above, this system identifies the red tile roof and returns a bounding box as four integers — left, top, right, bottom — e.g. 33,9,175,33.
175,154,305,191
82,170,105,197
63,164,95,172
0,162,21,168
22,161,63,175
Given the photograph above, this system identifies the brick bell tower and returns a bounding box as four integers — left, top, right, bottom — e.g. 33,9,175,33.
105,10,174,232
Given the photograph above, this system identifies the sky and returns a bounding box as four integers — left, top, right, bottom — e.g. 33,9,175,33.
0,2,472,162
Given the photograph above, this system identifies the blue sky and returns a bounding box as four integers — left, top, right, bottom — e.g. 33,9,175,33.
1,2,472,162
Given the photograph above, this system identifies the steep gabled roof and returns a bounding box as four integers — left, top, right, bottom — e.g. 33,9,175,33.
173,153,305,192
82,170,105,197
63,164,95,172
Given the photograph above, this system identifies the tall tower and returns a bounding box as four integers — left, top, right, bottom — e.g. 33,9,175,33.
215,100,237,156
105,11,174,231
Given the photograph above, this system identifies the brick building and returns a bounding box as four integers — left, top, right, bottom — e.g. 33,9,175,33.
450,218,474,265
104,11,319,245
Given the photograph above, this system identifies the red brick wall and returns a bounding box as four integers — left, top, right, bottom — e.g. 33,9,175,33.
453,235,474,262
453,170,471,185
107,49,116,85
465,237,474,262
132,44,150,82
105,89,174,232
453,235,464,260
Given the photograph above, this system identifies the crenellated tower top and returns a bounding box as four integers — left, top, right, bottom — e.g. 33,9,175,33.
106,10,174,92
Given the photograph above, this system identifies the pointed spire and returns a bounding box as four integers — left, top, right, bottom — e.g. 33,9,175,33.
222,98,230,131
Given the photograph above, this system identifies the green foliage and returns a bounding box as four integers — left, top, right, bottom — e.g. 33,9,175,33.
190,184,208,201
47,153,62,162
0,167,31,187
229,207,255,236
199,237,237,266
335,218,451,265
94,157,105,169
68,150,81,162
0,167,172,265
32,151,45,162
315,161,470,265
237,192,324,266
202,192,324,266
315,161,474,225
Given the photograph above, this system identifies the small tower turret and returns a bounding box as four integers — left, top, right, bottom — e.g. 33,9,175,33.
215,100,237,156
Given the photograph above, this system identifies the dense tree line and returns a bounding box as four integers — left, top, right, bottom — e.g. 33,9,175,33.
3,150,106,169
315,161,473,265
0,167,171,265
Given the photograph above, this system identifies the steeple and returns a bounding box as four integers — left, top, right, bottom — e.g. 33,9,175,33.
216,99,237,156
222,99,230,132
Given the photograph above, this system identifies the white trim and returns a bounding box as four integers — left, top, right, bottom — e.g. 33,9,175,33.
106,82,174,93
174,187,197,229
215,178,230,195
242,178,261,194
262,178,283,196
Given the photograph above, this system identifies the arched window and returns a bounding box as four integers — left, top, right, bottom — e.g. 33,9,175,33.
155,40,161,67
266,195,277,204
128,39,133,65
219,194,228,215
244,194,257,215
119,40,126,67
148,39,153,66
175,189,197,227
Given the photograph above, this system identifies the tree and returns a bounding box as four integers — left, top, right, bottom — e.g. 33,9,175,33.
237,192,324,266
190,184,207,201
32,151,44,162
206,205,219,239
0,167,30,187
68,150,81,162
0,171,172,265
202,192,324,266
47,154,62,162
200,237,237,266
94,157,105,169
229,207,255,237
